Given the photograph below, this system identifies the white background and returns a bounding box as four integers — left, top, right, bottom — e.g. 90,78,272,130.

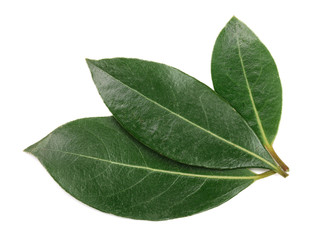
1,0,319,239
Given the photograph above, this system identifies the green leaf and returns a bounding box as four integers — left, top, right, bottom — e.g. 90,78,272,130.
211,17,288,171
25,117,271,221
86,58,286,175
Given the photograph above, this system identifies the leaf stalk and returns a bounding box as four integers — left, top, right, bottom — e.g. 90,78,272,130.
265,145,289,173
255,170,276,180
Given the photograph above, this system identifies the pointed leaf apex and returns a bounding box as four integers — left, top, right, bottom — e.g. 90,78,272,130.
231,16,238,20
85,58,94,65
228,16,242,26
24,143,35,154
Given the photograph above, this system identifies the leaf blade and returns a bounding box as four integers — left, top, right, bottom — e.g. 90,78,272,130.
87,58,279,171
25,117,257,220
211,16,282,146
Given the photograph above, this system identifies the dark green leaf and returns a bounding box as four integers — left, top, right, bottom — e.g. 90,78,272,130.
211,17,282,148
24,117,269,221
211,17,288,172
86,58,284,175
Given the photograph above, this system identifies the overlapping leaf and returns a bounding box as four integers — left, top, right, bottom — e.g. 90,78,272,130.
87,58,284,175
25,17,288,221
24,117,271,220
211,17,288,171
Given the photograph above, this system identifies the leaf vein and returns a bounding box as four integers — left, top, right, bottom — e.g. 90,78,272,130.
236,35,270,146
91,64,276,169
37,148,259,180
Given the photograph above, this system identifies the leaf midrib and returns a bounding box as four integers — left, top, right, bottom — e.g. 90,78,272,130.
236,35,270,147
38,147,259,180
91,62,276,170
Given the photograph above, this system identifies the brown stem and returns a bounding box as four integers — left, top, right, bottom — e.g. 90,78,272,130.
276,166,288,178
265,145,289,172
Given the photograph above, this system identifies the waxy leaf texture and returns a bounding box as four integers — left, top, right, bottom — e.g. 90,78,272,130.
25,17,288,220
87,58,281,173
211,17,282,146
25,117,263,220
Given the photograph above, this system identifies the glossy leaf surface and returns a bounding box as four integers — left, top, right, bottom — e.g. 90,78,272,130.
211,17,282,147
87,58,281,172
25,117,261,220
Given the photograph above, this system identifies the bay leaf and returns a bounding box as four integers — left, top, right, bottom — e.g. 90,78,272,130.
86,58,286,176
211,17,288,171
24,117,272,220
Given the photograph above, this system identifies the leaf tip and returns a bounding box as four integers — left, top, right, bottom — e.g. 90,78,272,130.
24,141,39,155
85,58,94,66
231,15,238,20
86,58,98,74
228,16,241,25
24,145,33,154
24,148,34,158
